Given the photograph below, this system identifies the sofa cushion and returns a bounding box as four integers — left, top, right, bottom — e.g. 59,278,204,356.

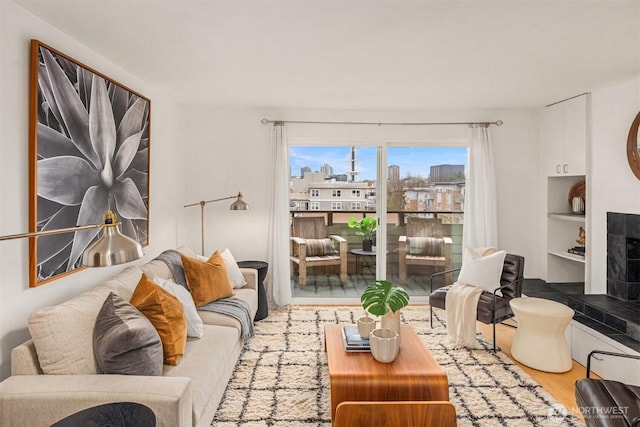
182,252,234,307
93,292,163,376
130,274,187,366
140,259,173,282
198,287,258,329
27,266,144,375
163,324,241,423
153,276,204,338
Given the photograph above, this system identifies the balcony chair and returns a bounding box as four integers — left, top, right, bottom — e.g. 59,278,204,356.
399,217,453,284
575,350,640,427
290,216,347,287
429,253,525,352
333,401,457,427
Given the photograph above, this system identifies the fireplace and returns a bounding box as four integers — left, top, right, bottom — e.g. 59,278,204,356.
607,212,640,301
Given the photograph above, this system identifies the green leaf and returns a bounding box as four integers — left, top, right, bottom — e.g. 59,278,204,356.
347,216,377,239
360,280,409,316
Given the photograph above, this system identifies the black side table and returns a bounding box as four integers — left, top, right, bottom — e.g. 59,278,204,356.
237,260,269,321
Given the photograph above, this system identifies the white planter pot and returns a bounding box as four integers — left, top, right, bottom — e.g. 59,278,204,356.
381,310,401,344
370,328,400,363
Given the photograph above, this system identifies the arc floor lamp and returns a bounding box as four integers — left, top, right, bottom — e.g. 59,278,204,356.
184,192,249,255
0,210,144,267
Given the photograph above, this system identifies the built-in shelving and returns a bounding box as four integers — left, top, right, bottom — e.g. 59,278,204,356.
547,213,585,223
542,94,589,286
548,251,585,263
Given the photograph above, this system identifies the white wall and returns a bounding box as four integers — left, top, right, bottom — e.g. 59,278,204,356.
0,1,185,379
588,75,640,294
181,107,541,275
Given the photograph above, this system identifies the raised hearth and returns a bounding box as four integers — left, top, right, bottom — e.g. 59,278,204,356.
522,280,640,353
567,294,640,342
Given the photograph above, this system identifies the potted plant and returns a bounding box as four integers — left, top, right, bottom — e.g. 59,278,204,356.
361,280,409,341
348,216,377,252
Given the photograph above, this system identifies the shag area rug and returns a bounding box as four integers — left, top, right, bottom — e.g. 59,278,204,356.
212,306,584,426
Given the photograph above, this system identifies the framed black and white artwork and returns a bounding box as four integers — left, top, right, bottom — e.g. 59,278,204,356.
29,40,150,286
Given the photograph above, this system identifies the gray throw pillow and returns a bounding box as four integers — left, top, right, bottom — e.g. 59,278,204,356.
93,292,163,376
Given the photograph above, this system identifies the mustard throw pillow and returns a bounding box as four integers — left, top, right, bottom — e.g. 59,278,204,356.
130,274,187,366
181,251,234,307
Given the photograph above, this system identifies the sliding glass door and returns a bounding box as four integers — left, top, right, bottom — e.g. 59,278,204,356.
288,143,466,301
385,146,466,299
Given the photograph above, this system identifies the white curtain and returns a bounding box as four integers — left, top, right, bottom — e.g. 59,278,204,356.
462,124,499,250
266,123,292,307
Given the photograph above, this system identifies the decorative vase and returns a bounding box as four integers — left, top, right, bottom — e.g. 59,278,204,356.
370,328,400,363
572,197,585,215
381,310,401,344
362,239,373,252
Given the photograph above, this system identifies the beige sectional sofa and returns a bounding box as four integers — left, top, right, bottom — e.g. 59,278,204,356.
0,248,258,427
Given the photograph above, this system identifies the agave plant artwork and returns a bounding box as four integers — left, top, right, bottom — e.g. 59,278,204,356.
31,41,149,284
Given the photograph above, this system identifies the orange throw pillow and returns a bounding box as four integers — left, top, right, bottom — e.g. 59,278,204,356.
181,251,234,307
130,274,187,366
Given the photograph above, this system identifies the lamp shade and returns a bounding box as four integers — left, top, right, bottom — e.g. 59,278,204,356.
229,192,249,211
82,212,144,267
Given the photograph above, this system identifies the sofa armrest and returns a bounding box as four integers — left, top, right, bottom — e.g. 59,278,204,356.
0,375,192,427
239,268,257,290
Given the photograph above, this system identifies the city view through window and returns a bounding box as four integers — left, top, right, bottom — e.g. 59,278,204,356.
288,145,468,299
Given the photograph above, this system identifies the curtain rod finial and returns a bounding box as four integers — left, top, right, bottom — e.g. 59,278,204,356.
261,118,269,125
496,120,504,126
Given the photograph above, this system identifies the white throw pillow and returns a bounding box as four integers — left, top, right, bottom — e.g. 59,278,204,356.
220,249,247,289
197,249,246,289
457,247,507,293
153,276,204,338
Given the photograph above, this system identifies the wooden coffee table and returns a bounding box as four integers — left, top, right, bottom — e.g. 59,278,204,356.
324,324,449,421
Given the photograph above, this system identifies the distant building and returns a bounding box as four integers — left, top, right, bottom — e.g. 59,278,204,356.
403,184,464,212
429,164,465,183
330,174,349,182
300,166,311,177
403,165,465,213
289,172,374,211
388,165,400,182
320,163,334,177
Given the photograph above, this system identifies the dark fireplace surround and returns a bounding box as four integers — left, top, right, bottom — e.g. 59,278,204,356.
607,212,640,301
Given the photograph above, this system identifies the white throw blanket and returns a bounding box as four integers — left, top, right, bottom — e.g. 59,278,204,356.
445,282,483,348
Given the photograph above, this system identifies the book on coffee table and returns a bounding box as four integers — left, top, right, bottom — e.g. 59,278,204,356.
341,325,371,352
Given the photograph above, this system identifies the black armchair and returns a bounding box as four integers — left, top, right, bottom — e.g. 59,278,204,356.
428,253,525,352
575,350,640,427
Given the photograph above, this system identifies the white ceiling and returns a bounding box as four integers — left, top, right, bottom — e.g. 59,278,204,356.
14,0,640,111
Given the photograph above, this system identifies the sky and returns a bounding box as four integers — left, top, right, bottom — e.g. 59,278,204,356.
289,146,468,181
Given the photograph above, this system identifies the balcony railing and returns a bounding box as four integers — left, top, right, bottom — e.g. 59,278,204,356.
289,209,464,226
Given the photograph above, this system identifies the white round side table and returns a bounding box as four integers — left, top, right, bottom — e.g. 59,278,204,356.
509,297,575,373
